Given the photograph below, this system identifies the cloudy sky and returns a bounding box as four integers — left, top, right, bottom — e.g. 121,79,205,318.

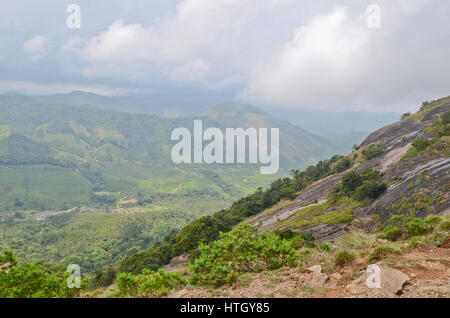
0,0,449,113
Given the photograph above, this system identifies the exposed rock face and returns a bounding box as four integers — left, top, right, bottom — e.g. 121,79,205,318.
248,97,450,242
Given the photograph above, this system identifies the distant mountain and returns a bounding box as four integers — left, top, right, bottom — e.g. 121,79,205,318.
33,90,212,117
0,95,340,213
202,103,343,168
34,91,399,136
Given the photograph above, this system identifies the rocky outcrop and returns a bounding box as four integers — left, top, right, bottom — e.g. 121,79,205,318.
347,262,409,297
249,97,449,241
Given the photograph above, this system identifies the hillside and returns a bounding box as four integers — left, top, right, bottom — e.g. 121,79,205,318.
0,94,341,271
87,96,449,297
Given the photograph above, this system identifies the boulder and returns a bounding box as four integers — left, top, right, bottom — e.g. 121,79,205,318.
310,273,329,286
307,265,322,275
349,262,409,297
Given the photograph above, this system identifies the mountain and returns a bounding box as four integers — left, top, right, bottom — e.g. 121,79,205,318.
33,90,212,117
0,94,344,271
34,91,396,136
0,95,344,212
108,95,449,292
2,95,449,297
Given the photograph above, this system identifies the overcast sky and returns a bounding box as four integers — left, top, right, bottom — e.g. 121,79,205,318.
0,0,449,113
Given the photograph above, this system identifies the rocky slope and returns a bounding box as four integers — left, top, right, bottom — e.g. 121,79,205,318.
249,96,450,241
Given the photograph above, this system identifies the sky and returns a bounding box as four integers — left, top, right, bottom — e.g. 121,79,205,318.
0,0,449,113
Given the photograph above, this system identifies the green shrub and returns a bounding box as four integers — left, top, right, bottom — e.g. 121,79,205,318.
0,250,84,298
341,171,363,193
331,169,386,202
381,214,438,241
354,180,387,201
440,111,450,125
369,245,401,261
427,232,445,247
319,241,331,252
362,144,383,160
190,223,297,286
440,219,450,231
334,250,355,267
412,138,431,151
334,157,352,173
117,268,186,298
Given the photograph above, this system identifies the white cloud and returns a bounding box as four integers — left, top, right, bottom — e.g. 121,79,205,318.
168,59,210,82
2,0,450,113
66,0,293,84
238,2,450,112
23,35,48,61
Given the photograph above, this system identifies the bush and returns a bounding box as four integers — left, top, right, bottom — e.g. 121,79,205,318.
332,169,386,202
190,223,297,286
334,157,352,173
334,250,355,267
341,171,363,194
412,138,431,151
0,250,84,298
354,180,387,201
381,214,438,241
362,144,383,160
441,111,450,125
319,241,331,252
117,269,186,298
369,245,401,261
440,218,450,231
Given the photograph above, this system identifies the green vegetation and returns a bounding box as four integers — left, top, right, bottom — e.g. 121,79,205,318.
333,249,355,267
381,214,439,241
290,155,352,191
113,155,352,279
403,111,450,159
362,144,383,160
369,244,401,261
0,250,84,298
117,269,186,298
190,223,297,286
0,94,347,274
330,169,387,202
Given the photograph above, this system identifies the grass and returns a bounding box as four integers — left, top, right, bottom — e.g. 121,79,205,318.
298,247,334,273
335,231,378,250
334,250,356,267
369,245,401,261
274,196,363,230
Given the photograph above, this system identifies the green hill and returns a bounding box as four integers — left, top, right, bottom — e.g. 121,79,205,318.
0,94,340,270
